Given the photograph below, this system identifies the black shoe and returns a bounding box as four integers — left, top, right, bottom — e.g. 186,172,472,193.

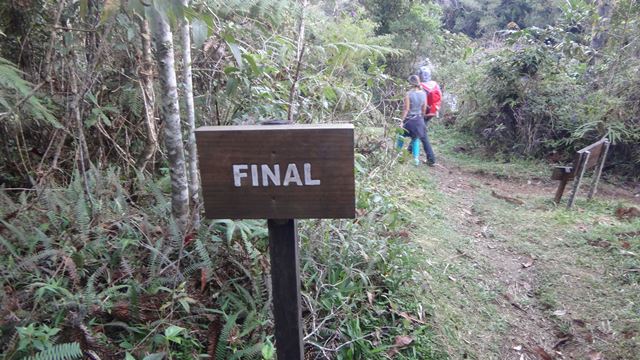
427,161,436,167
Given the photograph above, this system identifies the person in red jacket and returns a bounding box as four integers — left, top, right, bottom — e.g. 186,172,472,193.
420,80,442,124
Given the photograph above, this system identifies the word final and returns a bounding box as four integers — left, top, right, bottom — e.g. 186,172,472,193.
233,163,321,187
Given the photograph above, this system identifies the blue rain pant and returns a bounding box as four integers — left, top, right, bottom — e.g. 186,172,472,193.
396,133,436,165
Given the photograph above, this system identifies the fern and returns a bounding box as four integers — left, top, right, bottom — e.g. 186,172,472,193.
215,312,239,360
15,249,64,273
0,189,17,216
0,57,60,128
73,186,91,237
0,218,28,250
118,84,144,118
166,217,181,257
194,239,213,276
34,228,53,251
229,343,263,360
182,261,208,279
42,190,64,232
26,342,83,360
0,233,19,258
84,264,107,305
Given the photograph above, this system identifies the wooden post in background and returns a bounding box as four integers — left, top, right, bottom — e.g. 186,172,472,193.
587,141,610,200
567,151,590,209
268,219,304,360
554,173,570,204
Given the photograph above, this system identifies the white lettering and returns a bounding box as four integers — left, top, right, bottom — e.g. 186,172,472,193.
283,164,303,186
250,164,259,186
233,164,248,187
304,163,320,185
262,164,281,186
232,163,320,187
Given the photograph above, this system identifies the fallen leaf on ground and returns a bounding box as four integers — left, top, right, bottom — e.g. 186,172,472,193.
491,190,525,205
394,335,413,347
572,319,586,327
552,335,572,349
387,335,414,357
367,291,375,306
615,206,640,220
622,241,631,249
552,309,567,316
512,345,522,351
396,311,427,325
530,345,553,360
587,239,611,248
588,351,604,360
617,230,640,238
521,258,534,268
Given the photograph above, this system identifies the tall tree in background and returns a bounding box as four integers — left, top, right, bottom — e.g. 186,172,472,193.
149,4,190,233
287,0,308,122
180,0,201,229
135,14,158,174
590,0,613,64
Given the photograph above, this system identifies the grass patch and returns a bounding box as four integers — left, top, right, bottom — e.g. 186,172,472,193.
430,124,550,180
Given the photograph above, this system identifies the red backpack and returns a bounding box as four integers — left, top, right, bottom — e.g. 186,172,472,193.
420,81,442,116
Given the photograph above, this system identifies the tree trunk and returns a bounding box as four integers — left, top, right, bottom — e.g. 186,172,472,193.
590,0,613,64
149,6,190,233
180,0,201,229
287,0,308,122
135,15,159,175
85,0,99,64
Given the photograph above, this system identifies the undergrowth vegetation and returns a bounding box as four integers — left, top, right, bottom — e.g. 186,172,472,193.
0,130,448,359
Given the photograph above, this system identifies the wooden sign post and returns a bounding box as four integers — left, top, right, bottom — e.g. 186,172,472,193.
196,124,355,359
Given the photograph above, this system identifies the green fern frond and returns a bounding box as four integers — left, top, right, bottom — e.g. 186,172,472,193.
26,342,83,360
166,218,181,256
215,312,239,360
182,261,208,279
34,228,53,251
0,218,28,247
128,280,140,319
238,310,260,338
232,282,257,313
0,233,19,258
0,57,60,128
85,265,107,305
118,84,144,118
194,239,213,274
147,238,163,279
229,342,263,360
74,193,91,235
16,249,64,273
0,189,17,216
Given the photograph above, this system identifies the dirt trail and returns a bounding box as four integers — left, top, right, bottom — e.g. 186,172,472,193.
430,163,556,359
424,160,639,360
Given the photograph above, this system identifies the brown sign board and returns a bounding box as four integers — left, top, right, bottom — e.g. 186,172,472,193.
195,124,355,219
551,138,609,181
578,138,607,170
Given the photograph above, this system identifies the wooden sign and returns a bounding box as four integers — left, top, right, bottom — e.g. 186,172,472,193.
195,124,355,219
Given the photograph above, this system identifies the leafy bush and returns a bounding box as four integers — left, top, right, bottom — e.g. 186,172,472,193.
452,7,640,177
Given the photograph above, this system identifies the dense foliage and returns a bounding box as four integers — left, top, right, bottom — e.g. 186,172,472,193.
448,0,640,177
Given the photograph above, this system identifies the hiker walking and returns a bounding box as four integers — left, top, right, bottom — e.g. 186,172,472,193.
397,75,436,166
